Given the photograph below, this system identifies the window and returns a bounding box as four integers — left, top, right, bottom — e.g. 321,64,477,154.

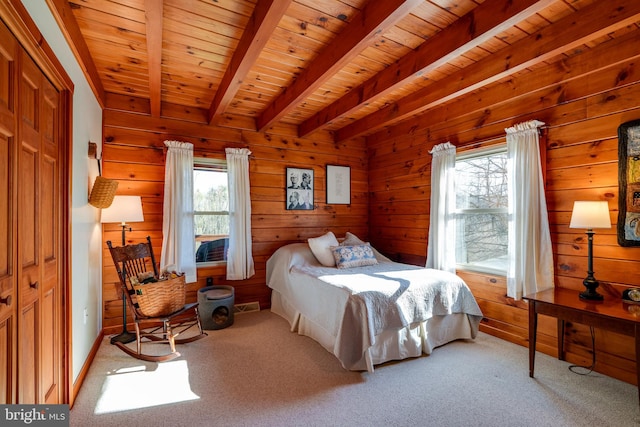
194,158,229,264
455,146,508,275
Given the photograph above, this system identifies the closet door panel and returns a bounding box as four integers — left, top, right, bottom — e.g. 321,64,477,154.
40,153,57,403
41,78,59,270
19,54,40,291
18,49,41,404
18,138,39,304
0,19,17,404
0,132,15,404
40,287,55,403
17,303,37,403
39,76,59,403
0,133,13,293
0,319,13,403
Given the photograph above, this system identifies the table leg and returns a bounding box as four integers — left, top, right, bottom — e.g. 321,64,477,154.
557,319,565,361
529,300,537,378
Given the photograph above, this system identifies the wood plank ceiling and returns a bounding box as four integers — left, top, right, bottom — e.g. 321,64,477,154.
50,0,640,142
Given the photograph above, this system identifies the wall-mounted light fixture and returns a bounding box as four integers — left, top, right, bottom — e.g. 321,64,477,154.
88,141,118,208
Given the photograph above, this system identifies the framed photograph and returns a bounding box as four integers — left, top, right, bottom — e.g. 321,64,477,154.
326,165,351,204
617,119,640,246
286,167,314,210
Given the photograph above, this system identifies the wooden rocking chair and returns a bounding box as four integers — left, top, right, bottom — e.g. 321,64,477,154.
107,236,206,362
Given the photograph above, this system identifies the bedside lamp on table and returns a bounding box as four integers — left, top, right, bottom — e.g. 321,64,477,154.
569,201,611,301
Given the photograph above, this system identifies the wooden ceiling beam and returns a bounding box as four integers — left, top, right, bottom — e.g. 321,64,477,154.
256,0,423,132
337,0,640,142
299,0,555,138
45,0,105,107
145,0,163,118
207,0,292,126
366,28,640,146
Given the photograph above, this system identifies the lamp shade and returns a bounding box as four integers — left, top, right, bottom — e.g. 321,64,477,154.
100,195,144,224
569,201,611,229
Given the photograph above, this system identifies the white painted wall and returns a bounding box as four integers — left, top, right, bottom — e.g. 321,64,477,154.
21,1,104,382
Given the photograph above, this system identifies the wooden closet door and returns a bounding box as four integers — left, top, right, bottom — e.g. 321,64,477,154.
18,49,61,404
0,20,18,405
18,48,41,404
39,59,61,406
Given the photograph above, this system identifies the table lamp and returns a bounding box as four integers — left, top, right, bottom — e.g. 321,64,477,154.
101,195,144,344
569,201,611,301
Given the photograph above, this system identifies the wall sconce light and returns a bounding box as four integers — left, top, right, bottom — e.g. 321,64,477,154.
88,141,118,208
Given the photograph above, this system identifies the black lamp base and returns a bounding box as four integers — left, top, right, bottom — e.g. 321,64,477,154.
111,285,136,345
579,277,603,301
579,289,604,301
110,330,136,344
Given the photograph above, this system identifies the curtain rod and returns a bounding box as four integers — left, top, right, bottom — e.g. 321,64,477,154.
451,123,548,154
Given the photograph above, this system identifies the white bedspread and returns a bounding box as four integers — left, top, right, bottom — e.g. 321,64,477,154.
266,243,483,370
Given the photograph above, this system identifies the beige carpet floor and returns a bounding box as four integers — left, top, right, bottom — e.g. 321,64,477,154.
70,309,639,426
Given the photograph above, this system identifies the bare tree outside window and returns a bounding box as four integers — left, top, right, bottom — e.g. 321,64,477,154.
194,164,230,263
455,148,508,273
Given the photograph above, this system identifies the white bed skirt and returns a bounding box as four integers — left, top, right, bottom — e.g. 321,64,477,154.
270,289,476,372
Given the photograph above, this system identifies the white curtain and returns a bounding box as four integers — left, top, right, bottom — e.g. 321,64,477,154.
161,140,197,283
225,148,255,280
426,142,457,273
506,120,554,299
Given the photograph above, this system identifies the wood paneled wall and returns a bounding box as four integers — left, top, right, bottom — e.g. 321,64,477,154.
98,19,640,387
368,28,640,385
101,94,368,332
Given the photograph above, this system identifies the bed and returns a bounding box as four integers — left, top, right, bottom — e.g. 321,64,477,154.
265,235,484,372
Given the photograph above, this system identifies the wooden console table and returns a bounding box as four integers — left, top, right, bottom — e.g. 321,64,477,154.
524,287,640,403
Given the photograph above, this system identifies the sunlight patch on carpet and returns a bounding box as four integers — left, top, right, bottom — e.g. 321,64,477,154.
94,360,200,414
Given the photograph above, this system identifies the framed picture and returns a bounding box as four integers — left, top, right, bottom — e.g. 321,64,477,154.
286,167,314,210
618,119,640,246
326,165,351,204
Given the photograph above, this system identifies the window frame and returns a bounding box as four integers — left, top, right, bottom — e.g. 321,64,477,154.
455,144,508,276
193,157,229,266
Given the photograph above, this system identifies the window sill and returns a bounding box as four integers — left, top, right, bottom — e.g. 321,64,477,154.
456,264,506,277
197,260,227,267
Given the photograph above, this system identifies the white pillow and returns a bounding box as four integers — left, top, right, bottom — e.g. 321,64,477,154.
341,231,367,246
308,231,339,266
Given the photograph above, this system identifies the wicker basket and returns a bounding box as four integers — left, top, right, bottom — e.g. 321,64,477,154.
89,176,119,208
132,275,186,317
